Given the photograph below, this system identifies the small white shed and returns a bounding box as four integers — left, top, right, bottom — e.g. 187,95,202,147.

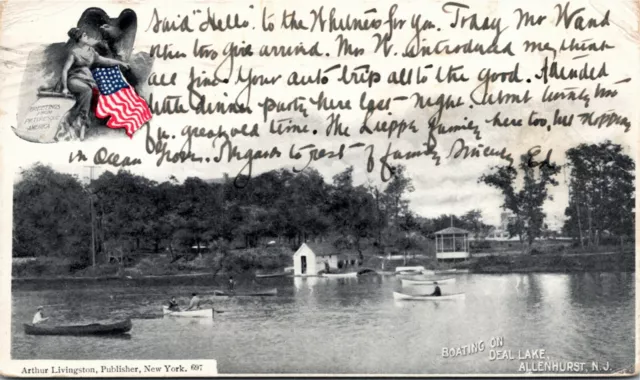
292,242,342,276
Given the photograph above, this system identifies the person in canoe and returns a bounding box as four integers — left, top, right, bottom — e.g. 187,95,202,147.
185,293,201,311
32,306,49,324
324,261,330,273
430,282,442,297
167,296,180,311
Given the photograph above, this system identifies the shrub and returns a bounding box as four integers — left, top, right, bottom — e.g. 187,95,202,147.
12,257,74,277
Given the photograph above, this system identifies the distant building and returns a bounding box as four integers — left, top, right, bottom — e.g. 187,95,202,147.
434,227,470,261
292,242,358,276
485,212,519,241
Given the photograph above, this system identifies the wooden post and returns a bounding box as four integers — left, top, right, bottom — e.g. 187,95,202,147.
86,166,97,267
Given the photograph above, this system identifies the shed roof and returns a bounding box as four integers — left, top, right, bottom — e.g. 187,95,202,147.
297,242,357,257
434,227,470,235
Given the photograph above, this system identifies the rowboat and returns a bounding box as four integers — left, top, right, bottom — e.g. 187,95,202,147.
397,271,435,278
401,278,456,286
24,318,132,336
256,272,290,279
322,272,358,278
213,288,278,297
162,306,213,318
393,291,465,301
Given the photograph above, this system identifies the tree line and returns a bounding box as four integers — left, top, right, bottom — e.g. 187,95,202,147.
13,163,491,266
480,140,635,252
13,140,634,267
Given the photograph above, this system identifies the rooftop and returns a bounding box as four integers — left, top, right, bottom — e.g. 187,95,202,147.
300,242,358,257
434,227,470,235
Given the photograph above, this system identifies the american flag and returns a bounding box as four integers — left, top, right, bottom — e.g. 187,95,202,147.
91,67,152,138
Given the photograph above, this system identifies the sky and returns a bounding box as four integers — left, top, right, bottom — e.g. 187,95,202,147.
4,0,638,231
14,151,575,230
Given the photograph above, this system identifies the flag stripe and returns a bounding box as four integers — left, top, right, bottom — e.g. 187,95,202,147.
91,67,152,138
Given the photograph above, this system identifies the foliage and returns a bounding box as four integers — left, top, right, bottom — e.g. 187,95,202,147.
13,163,91,264
562,141,635,247
479,154,561,251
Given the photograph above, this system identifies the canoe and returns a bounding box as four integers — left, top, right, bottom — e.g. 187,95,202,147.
24,318,132,336
435,269,470,274
213,288,278,297
397,270,435,278
322,272,358,278
395,266,424,273
162,306,213,318
396,270,423,276
256,272,289,278
393,291,465,301
401,278,456,286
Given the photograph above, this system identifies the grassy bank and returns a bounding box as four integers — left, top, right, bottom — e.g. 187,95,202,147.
13,246,292,280
361,250,634,274
13,247,635,281
463,250,635,273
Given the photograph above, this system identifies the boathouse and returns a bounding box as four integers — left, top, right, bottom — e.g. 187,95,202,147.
434,227,470,261
292,242,358,276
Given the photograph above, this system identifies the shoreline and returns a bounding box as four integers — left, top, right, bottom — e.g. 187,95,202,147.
12,250,634,284
11,267,634,284
11,271,216,283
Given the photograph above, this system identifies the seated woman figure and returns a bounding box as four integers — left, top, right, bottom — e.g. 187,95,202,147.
58,27,129,141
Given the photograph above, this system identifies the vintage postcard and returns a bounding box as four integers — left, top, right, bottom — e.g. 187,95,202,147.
0,0,637,376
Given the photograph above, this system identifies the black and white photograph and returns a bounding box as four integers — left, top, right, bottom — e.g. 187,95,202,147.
9,138,636,374
0,0,637,376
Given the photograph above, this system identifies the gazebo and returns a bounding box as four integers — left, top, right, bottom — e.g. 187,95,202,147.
434,227,470,261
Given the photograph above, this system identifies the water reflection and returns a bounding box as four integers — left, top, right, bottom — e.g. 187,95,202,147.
12,273,635,375
293,276,323,292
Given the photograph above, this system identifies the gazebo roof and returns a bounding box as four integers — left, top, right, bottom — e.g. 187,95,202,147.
434,227,470,235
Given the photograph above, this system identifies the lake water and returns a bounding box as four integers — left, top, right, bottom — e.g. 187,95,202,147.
12,273,635,374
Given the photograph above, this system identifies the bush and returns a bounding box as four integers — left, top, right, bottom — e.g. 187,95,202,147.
73,263,121,277
135,256,169,275
12,257,74,277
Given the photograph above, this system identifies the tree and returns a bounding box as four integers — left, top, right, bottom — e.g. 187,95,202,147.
13,164,91,264
563,141,635,247
383,165,415,224
175,177,224,252
367,165,415,254
329,166,376,256
92,170,159,260
461,210,492,239
480,155,561,252
279,169,331,246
